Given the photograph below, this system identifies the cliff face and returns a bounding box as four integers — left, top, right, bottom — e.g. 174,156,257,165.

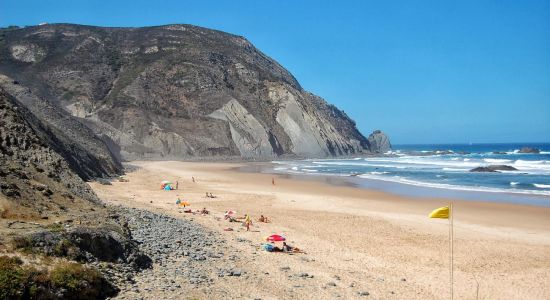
0,24,377,160
0,75,123,180
0,88,100,218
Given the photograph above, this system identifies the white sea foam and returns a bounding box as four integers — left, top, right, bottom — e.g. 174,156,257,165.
355,173,550,196
370,171,389,175
273,167,289,171
510,182,519,186
484,158,512,164
442,168,466,172
512,160,550,173
534,184,550,189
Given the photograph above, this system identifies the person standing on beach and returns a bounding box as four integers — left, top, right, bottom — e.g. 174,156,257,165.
176,181,179,190
272,178,275,185
192,176,195,183
244,214,252,231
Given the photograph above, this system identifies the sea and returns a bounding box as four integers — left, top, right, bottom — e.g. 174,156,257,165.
270,143,550,206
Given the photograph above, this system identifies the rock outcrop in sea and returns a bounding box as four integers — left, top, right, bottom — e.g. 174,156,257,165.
367,130,392,153
518,147,540,154
0,23,388,160
470,165,518,172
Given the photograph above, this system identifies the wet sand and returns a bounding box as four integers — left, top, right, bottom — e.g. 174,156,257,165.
90,161,550,299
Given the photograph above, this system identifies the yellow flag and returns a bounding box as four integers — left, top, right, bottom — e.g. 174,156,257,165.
429,206,450,219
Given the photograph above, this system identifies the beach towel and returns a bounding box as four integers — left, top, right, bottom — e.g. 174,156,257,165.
262,243,275,252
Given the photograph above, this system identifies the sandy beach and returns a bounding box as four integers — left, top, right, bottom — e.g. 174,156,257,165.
90,161,550,299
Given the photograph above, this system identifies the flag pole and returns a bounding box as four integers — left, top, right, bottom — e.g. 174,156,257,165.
450,202,454,300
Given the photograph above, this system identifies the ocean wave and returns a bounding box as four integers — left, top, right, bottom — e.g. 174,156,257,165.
272,158,550,197
442,168,466,172
512,160,550,173
355,173,550,196
370,171,389,175
273,166,289,171
484,158,513,164
370,157,479,168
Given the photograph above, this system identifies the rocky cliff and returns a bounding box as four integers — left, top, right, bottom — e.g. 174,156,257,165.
0,24,384,160
0,88,99,218
0,75,123,180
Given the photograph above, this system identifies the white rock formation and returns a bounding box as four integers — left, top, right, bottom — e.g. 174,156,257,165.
210,99,274,158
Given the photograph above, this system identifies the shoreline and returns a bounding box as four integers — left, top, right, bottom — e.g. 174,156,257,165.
90,161,550,299
238,162,550,207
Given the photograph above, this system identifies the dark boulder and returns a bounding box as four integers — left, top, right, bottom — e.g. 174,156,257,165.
470,165,518,172
68,227,152,270
18,226,151,270
97,178,112,185
518,147,540,154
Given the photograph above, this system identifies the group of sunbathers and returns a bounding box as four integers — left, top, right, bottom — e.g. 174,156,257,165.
205,192,217,198
181,206,209,215
258,215,270,223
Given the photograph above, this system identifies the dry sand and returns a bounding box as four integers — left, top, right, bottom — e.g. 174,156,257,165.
90,161,550,299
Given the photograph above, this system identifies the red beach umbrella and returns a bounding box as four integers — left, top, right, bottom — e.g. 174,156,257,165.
266,234,286,242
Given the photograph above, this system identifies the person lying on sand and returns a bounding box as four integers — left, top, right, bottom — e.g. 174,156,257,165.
209,192,217,198
201,207,209,215
224,214,237,222
282,242,304,253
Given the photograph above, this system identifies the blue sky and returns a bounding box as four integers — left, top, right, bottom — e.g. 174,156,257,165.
2,0,549,144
